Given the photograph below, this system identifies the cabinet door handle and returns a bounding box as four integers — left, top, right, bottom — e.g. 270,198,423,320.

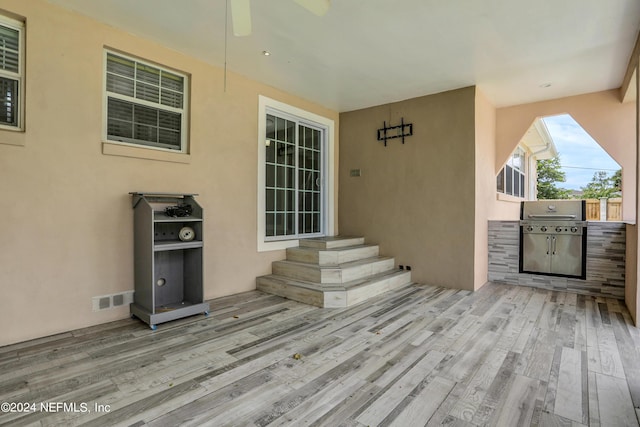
546,236,550,255
552,236,557,255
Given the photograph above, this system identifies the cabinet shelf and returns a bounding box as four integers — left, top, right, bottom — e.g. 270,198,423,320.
154,240,203,251
153,212,202,223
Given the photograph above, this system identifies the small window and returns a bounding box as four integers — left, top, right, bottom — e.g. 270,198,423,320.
497,146,526,199
104,51,189,152
0,16,24,130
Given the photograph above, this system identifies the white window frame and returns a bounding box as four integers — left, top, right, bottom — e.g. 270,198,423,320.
257,95,335,252
102,49,190,154
0,15,24,132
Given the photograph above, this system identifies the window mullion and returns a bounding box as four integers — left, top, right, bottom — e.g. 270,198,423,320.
106,91,183,114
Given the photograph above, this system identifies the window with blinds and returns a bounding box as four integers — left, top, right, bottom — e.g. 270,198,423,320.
497,146,526,198
105,51,188,151
0,16,23,130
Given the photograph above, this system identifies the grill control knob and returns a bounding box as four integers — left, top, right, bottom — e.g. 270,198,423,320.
526,226,533,232
570,226,578,233
540,226,547,232
556,226,563,232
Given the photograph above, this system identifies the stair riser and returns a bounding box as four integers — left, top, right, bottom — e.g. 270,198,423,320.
272,262,321,283
330,246,379,265
286,245,379,265
337,258,396,283
300,237,365,249
256,277,324,307
274,257,396,284
343,271,412,306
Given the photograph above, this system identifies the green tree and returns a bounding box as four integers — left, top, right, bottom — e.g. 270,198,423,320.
612,169,622,192
581,171,620,199
537,156,571,199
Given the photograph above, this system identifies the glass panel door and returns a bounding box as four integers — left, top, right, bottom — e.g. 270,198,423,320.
265,112,324,239
298,124,322,234
265,114,296,237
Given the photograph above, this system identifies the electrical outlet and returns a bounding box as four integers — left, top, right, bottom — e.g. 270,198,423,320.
406,266,412,271
399,265,404,270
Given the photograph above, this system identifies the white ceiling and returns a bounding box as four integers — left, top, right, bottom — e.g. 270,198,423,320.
47,0,640,112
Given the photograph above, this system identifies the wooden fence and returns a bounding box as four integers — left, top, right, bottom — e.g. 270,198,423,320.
585,198,622,221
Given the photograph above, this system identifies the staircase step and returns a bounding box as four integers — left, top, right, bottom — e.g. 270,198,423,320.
272,256,395,284
286,244,379,266
256,270,413,308
299,236,365,249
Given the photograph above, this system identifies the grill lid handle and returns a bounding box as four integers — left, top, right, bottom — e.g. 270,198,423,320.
527,214,577,219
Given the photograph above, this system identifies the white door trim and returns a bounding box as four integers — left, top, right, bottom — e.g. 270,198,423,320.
257,95,335,252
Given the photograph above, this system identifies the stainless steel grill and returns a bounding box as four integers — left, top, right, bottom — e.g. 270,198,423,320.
519,200,587,279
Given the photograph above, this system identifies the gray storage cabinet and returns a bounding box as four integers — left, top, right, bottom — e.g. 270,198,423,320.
130,192,209,329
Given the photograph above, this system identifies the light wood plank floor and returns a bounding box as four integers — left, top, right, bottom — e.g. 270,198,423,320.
1,282,639,426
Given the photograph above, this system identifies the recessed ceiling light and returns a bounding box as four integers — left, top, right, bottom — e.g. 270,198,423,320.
262,50,271,56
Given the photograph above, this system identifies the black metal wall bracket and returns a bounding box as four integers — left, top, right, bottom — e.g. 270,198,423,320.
377,118,413,146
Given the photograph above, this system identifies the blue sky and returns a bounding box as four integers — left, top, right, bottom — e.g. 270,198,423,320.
541,114,620,190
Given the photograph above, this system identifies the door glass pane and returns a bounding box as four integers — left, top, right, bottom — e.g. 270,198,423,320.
275,213,286,236
276,117,286,141
266,140,275,163
286,120,295,143
286,167,295,189
304,213,312,233
266,189,275,212
266,167,275,187
276,189,285,211
286,213,295,235
266,213,275,236
276,166,285,188
266,115,276,139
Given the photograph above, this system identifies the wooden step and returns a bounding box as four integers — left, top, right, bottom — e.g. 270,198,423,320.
272,256,395,284
299,236,365,249
256,269,413,308
286,244,379,266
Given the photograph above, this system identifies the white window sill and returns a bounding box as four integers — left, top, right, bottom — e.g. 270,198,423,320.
258,239,300,252
496,193,524,203
103,142,191,163
0,129,25,146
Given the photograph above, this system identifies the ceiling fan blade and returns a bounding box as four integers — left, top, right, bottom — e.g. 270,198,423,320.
293,0,331,17
230,0,252,36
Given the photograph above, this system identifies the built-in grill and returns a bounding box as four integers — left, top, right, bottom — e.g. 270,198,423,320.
519,200,587,279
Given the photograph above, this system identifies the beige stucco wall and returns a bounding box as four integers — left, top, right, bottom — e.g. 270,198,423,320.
0,0,339,346
474,89,496,290
496,90,636,222
339,87,477,290
629,81,640,326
